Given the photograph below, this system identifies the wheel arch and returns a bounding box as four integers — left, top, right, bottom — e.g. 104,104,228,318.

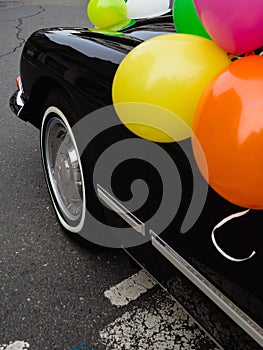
39,89,107,236
25,77,80,129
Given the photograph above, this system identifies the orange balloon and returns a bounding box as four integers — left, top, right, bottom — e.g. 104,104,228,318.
192,55,263,209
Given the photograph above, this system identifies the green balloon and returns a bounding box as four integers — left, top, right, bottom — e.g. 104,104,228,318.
87,0,127,29
173,0,211,39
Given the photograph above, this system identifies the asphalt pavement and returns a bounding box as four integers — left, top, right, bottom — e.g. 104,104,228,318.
0,1,219,349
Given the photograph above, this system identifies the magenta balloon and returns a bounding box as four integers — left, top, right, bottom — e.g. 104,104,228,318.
193,0,263,54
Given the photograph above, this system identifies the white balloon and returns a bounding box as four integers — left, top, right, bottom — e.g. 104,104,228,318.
126,0,170,19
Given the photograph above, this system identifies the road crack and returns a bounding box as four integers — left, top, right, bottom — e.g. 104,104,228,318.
0,6,45,58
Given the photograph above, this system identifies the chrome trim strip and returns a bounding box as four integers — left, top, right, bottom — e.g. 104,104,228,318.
150,230,263,347
17,90,24,107
97,184,145,235
16,89,25,117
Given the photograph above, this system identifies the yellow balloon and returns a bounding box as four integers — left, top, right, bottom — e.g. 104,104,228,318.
112,33,231,142
113,103,192,142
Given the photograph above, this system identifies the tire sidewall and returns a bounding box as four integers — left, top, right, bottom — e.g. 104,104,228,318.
40,92,86,234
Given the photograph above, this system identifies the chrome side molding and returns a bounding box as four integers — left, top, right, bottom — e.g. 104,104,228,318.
16,76,25,117
150,230,263,348
97,184,145,236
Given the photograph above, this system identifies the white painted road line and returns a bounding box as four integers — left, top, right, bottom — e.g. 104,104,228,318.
104,269,157,307
0,341,30,350
100,289,220,350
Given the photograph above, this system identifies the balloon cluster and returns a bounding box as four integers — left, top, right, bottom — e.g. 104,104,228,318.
112,0,263,210
191,0,263,210
87,0,170,31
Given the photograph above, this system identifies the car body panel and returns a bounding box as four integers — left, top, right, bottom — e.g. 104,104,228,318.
9,13,263,349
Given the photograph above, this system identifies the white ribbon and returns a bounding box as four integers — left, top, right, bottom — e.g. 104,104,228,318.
211,208,256,262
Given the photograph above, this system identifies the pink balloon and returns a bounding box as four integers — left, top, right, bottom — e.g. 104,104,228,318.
193,0,263,54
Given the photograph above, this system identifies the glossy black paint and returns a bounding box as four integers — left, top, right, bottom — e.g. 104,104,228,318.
17,14,175,128
128,138,263,349
10,13,263,349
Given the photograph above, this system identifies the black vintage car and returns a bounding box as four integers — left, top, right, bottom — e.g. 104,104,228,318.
9,13,263,349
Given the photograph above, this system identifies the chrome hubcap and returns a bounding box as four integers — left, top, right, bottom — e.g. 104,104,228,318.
45,117,83,222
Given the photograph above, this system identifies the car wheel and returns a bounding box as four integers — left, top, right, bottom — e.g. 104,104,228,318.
40,90,86,234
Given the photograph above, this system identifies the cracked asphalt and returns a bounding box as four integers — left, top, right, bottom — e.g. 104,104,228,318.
0,1,219,350
0,6,45,58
